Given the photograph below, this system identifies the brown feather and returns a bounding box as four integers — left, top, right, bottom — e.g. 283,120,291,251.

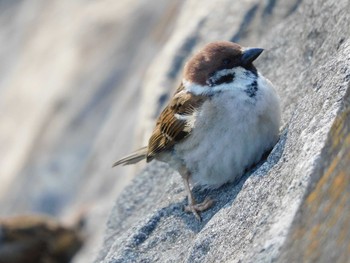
146,83,206,161
183,41,243,85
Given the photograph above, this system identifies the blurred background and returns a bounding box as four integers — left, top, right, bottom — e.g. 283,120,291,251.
0,0,184,262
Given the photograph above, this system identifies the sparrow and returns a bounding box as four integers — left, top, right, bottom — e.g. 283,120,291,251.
113,41,281,220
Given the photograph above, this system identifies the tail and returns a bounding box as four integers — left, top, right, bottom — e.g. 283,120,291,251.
112,146,148,167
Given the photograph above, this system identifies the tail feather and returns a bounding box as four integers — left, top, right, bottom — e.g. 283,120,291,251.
112,146,148,167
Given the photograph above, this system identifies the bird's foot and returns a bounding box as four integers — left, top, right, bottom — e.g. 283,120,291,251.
184,197,214,221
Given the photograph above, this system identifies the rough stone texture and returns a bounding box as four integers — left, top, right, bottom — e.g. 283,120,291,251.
97,0,350,262
279,89,350,262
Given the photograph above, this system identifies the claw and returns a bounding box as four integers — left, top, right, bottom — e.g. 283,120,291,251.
184,205,202,221
184,197,214,221
181,171,215,221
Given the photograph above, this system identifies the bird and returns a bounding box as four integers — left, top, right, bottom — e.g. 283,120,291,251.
113,41,281,220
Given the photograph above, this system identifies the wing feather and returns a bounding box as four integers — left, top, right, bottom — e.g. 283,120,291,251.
146,83,205,161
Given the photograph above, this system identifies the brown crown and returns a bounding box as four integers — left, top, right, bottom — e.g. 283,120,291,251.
183,41,243,85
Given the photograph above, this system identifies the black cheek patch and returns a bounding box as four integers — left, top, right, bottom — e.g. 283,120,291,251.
210,73,235,86
245,80,258,97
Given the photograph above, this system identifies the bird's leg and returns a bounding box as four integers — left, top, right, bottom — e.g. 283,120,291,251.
181,172,214,221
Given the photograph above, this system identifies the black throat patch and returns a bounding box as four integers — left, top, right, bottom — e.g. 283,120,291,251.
208,73,235,87
245,80,258,98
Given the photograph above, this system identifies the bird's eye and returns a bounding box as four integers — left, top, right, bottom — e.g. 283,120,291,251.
222,58,232,65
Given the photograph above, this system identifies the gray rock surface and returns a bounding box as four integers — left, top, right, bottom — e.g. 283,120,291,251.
97,0,350,262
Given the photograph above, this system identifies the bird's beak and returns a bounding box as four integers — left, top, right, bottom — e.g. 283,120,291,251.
241,48,264,65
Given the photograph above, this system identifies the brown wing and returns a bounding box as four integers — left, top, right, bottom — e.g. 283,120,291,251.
146,83,205,162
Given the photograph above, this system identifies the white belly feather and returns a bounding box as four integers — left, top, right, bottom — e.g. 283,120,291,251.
174,74,281,187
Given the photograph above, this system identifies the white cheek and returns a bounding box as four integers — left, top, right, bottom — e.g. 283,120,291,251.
182,80,209,95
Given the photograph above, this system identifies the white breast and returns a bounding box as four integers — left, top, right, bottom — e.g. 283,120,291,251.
175,73,281,187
